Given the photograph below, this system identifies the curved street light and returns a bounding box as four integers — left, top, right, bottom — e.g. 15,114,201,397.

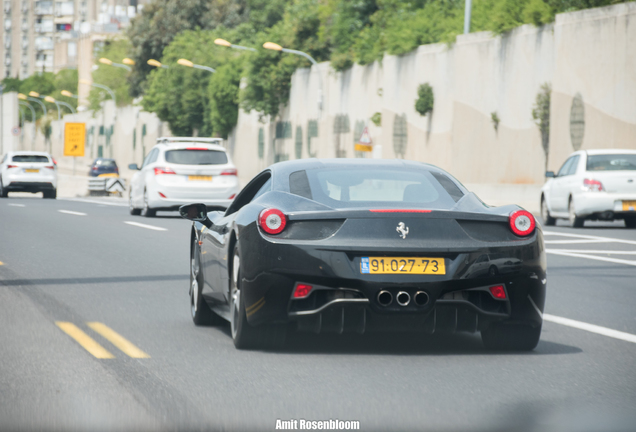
79,79,116,107
122,58,135,66
263,42,323,113
61,90,79,99
177,58,215,73
147,59,169,69
99,57,132,71
45,96,76,115
214,38,256,52
19,93,47,116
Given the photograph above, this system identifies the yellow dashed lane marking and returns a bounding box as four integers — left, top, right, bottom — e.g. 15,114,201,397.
87,322,150,358
56,322,114,359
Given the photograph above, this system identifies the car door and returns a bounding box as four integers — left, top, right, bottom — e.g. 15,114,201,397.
201,172,272,305
132,151,153,206
549,155,578,213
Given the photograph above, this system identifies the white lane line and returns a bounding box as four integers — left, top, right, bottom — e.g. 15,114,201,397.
8,203,25,207
545,239,608,245
547,250,636,266
544,313,636,344
124,221,167,231
543,230,636,246
60,198,128,207
58,210,87,216
547,249,636,255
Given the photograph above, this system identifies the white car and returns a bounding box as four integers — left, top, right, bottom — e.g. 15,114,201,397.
541,149,636,228
0,151,58,199
128,137,240,217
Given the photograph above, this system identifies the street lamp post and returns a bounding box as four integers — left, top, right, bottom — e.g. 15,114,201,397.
214,38,256,52
79,79,116,158
61,90,79,99
147,59,169,69
464,0,472,34
18,101,36,149
263,42,323,113
19,93,47,116
99,57,132,71
177,58,215,73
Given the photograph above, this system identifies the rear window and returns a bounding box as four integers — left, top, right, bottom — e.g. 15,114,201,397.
292,168,459,209
95,159,117,167
164,149,228,165
587,154,636,171
12,155,49,163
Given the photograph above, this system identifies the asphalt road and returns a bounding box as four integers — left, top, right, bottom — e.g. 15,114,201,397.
1,196,635,432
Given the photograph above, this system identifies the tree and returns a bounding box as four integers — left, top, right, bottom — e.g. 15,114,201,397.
208,57,244,138
532,83,551,169
415,83,434,116
53,69,78,111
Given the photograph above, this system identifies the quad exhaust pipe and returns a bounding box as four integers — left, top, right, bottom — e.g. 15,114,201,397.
377,290,393,306
396,291,411,306
414,291,429,306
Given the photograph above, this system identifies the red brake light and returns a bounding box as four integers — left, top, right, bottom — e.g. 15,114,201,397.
509,210,536,236
370,209,432,213
92,166,98,170
52,158,57,165
7,164,17,169
489,285,507,299
154,167,176,175
228,194,236,199
293,284,313,299
583,178,604,192
45,165,55,170
186,147,209,150
221,169,237,176
259,208,287,235
158,192,167,198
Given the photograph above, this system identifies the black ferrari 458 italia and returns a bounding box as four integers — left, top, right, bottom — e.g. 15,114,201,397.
180,159,546,351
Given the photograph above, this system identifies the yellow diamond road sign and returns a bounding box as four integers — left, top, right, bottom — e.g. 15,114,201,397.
64,123,86,157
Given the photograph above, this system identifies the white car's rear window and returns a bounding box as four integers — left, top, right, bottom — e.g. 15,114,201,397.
12,155,50,163
587,154,636,171
165,149,228,165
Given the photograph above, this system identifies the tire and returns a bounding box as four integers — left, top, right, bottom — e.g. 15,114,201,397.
541,197,556,226
230,248,286,350
141,190,156,217
625,217,636,229
43,189,57,199
190,237,223,326
481,323,542,351
568,198,584,228
0,179,7,198
129,191,141,215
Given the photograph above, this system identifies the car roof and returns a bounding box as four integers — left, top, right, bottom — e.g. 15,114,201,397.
154,142,228,152
585,149,636,156
8,151,52,156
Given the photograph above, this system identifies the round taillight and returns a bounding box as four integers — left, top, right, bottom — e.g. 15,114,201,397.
509,210,536,236
259,208,287,235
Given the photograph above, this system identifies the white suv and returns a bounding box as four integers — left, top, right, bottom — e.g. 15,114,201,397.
541,149,636,227
0,151,58,199
128,137,240,217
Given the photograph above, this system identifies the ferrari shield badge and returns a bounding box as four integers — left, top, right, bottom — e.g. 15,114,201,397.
396,222,409,239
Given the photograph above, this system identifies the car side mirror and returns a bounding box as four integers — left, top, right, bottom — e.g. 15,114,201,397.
128,163,140,170
545,171,555,178
179,203,212,227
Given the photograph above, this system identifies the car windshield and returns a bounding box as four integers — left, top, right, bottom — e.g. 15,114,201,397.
12,155,49,163
293,167,460,209
586,154,636,171
164,149,228,165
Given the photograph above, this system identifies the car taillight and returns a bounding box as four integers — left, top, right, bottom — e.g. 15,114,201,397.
115,167,119,173
293,284,313,299
489,285,507,299
259,208,287,235
154,167,176,175
221,169,237,176
583,178,604,192
7,164,17,169
509,210,536,236
52,158,57,165
186,147,209,151
92,166,98,171
45,165,55,170
228,194,236,199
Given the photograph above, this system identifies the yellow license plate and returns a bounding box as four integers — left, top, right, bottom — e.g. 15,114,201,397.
361,257,446,275
623,201,636,211
188,175,212,181
25,169,39,173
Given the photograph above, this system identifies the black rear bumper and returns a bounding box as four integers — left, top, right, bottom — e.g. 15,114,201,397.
6,182,55,193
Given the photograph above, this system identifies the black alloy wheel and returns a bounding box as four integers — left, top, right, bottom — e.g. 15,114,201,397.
190,237,222,325
541,197,556,226
230,247,286,350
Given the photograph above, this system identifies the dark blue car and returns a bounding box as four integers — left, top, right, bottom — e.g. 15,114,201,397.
89,158,119,177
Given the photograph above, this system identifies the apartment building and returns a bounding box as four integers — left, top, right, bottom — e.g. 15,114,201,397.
1,0,143,79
